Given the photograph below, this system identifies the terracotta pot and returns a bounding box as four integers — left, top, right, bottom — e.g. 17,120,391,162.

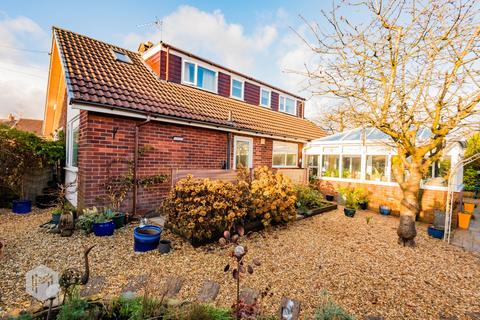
464,203,475,213
458,212,472,230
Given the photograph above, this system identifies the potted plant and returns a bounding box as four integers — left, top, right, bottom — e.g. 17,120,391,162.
103,172,132,228
339,187,359,217
357,188,369,210
464,202,475,213
80,207,115,236
76,209,96,234
458,211,472,230
295,185,326,216
51,207,62,225
379,199,392,215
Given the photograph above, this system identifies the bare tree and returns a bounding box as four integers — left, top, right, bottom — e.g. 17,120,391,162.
296,0,480,246
314,104,356,134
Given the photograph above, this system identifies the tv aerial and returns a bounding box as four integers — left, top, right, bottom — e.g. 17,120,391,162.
137,17,163,42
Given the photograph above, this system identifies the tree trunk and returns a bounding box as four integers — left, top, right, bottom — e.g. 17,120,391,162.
397,166,422,247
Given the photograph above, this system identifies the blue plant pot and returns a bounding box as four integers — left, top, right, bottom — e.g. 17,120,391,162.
92,221,115,236
379,205,391,215
134,225,162,252
344,207,356,217
427,226,444,239
12,200,32,214
52,213,62,225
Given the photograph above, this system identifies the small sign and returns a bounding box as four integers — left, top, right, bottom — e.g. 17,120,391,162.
26,265,59,301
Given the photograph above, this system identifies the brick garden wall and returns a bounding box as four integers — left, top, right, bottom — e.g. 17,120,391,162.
76,111,298,214
316,179,460,224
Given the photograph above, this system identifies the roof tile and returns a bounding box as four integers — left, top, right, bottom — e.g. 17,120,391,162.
54,27,324,141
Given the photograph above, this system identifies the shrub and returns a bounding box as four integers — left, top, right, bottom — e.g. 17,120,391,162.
0,125,64,200
56,295,98,320
163,176,248,241
164,304,233,320
314,293,354,320
249,166,297,226
295,185,326,214
338,187,362,209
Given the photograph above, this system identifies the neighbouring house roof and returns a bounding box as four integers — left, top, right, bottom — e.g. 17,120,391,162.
53,27,324,142
0,115,43,136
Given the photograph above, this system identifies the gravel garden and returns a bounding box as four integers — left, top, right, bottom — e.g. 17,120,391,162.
1,205,479,319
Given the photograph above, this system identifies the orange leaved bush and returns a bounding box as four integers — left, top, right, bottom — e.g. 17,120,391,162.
248,166,297,226
163,175,248,241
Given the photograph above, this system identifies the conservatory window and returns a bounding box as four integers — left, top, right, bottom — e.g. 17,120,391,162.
272,141,298,167
308,155,320,180
366,155,387,181
342,155,361,179
321,155,340,178
424,155,451,186
67,117,80,168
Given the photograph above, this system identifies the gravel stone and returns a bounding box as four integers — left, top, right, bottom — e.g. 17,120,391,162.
0,207,479,319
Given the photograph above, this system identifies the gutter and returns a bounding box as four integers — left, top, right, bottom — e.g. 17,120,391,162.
70,101,310,143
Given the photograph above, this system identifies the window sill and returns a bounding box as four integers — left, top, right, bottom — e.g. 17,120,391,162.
279,110,297,116
231,95,244,101
181,81,218,94
273,165,299,169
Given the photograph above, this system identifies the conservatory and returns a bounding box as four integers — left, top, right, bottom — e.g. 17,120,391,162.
305,127,465,192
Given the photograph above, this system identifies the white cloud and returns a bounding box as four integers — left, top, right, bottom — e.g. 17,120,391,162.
0,14,48,120
123,5,277,73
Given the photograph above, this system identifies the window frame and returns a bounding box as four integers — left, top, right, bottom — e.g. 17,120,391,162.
260,88,271,108
231,78,244,100
233,136,254,169
182,60,196,85
66,116,80,169
181,59,218,93
272,141,298,168
279,95,297,115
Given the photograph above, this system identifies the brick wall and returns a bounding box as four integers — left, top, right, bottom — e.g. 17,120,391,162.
316,179,460,224
77,112,296,214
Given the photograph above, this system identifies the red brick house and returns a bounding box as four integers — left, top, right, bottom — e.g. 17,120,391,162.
42,27,324,213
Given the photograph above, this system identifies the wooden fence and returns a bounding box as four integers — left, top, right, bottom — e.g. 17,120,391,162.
170,168,307,186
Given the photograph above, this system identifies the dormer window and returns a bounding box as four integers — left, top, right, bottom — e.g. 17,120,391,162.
260,88,271,108
279,96,296,115
112,50,132,64
231,79,244,100
182,60,217,93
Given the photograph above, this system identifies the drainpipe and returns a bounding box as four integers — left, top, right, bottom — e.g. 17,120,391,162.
226,132,232,169
133,116,151,217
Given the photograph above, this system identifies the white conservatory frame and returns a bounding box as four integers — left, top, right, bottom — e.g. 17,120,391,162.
305,127,464,192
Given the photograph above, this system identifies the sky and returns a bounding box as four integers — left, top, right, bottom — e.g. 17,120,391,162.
0,0,343,121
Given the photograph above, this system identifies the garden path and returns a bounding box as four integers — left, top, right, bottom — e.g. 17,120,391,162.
451,199,480,253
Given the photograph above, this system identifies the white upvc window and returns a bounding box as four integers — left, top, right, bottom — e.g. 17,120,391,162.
279,96,296,115
260,88,271,108
231,78,244,100
234,136,253,169
66,116,80,168
272,141,298,168
182,60,217,93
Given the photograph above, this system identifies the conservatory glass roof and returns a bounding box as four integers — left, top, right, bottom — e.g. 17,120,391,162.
313,127,432,143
